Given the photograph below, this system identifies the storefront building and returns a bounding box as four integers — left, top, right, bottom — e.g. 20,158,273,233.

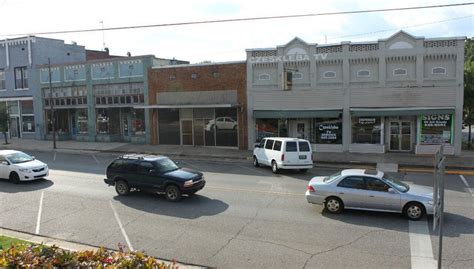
36,56,187,143
246,31,465,155
0,36,86,139
146,62,248,149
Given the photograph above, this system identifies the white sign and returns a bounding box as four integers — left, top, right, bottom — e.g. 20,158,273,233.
249,53,329,63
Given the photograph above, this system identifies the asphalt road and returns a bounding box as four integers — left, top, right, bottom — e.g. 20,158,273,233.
0,150,472,269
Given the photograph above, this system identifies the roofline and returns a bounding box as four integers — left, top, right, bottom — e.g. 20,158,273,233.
152,60,246,69
37,54,158,68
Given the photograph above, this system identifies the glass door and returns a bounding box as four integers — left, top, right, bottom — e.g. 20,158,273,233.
121,112,131,141
390,121,411,151
9,117,20,138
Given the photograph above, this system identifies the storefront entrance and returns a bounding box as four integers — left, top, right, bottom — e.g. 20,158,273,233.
291,120,310,140
121,112,131,142
389,121,411,151
9,117,20,138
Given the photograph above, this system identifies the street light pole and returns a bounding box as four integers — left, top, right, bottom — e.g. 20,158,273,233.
48,58,56,149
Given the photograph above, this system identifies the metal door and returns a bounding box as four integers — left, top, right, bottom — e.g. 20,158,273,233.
181,120,193,145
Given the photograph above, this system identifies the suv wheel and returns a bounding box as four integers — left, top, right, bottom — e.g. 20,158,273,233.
271,161,279,174
115,180,130,196
253,156,260,167
165,185,182,202
9,172,20,184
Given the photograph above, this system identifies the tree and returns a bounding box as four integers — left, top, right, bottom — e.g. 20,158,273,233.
0,103,9,144
464,38,474,148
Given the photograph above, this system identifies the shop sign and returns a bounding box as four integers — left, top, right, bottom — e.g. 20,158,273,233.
422,114,450,127
359,118,376,125
319,124,339,141
249,53,329,63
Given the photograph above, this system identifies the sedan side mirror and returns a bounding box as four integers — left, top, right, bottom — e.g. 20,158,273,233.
388,188,396,194
1,161,9,165
32,156,36,160
254,144,260,148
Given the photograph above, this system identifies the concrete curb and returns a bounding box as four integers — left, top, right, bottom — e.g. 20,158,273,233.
0,227,208,269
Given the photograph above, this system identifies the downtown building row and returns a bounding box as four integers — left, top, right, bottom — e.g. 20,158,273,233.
0,31,465,155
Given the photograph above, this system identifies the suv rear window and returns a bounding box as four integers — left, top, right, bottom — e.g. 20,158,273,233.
286,142,297,152
109,159,126,170
298,141,311,152
265,139,275,150
273,141,282,151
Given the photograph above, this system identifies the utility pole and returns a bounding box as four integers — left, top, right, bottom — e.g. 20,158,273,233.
48,58,56,149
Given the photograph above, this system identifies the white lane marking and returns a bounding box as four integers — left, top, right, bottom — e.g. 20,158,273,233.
92,154,100,164
109,201,134,251
409,220,437,269
35,191,44,234
53,152,56,161
459,175,473,196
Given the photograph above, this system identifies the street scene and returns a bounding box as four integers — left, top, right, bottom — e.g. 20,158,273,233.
0,150,473,268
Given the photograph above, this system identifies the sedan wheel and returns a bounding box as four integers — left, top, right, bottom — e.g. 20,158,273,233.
325,197,343,213
9,172,20,184
165,185,182,202
115,180,130,196
405,203,425,221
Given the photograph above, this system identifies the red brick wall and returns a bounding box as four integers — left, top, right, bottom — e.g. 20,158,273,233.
148,62,248,149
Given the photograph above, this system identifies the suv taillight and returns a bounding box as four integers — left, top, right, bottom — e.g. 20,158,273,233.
307,185,315,192
281,154,285,161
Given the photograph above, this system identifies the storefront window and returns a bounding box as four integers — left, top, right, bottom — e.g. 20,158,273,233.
77,109,88,134
313,117,342,144
420,114,453,144
45,111,69,134
215,108,238,147
7,101,19,115
158,109,180,145
97,108,109,134
278,119,289,137
256,119,278,142
21,100,34,114
195,108,215,146
352,117,382,144
22,116,35,133
132,109,145,135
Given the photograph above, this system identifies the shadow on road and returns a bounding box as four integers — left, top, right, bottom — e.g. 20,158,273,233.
0,178,54,193
321,209,474,237
113,192,229,219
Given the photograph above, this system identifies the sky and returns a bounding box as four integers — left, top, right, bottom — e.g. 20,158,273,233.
0,0,473,63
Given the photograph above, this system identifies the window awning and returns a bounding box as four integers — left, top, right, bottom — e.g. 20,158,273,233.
253,110,342,119
350,107,455,117
134,104,237,109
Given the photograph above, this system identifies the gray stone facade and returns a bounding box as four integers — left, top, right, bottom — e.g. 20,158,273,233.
246,31,465,155
0,36,86,139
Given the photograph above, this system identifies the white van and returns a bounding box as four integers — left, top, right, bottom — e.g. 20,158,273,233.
253,137,313,173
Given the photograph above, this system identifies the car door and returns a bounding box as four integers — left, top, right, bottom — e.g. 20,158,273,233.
363,177,401,211
335,176,368,208
136,161,161,191
263,139,275,165
0,155,9,179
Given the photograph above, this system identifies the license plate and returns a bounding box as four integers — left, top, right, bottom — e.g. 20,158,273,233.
299,155,307,160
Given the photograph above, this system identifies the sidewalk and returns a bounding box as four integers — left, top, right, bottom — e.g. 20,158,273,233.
0,227,206,269
1,138,473,171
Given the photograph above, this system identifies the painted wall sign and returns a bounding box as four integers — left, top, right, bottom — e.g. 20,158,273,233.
420,114,452,144
249,53,329,63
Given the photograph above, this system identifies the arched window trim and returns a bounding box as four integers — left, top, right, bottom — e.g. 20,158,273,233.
393,68,407,76
432,67,446,75
323,71,336,79
357,69,371,78
258,73,270,80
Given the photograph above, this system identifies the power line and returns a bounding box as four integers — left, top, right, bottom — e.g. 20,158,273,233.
2,2,473,37
328,15,473,41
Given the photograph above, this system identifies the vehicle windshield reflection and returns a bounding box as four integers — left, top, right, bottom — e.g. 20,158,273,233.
156,158,180,173
6,152,34,164
383,174,409,192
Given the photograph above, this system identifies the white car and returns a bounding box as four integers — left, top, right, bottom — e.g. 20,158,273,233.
0,150,49,183
205,117,237,131
253,137,313,173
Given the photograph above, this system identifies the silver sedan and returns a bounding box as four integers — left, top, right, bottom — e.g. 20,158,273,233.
305,169,433,220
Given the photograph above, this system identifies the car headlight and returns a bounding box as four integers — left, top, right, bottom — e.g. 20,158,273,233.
428,200,434,205
19,168,31,173
184,180,193,187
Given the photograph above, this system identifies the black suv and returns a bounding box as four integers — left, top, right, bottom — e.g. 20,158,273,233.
104,154,205,202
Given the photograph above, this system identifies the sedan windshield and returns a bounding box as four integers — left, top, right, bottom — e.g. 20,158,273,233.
156,158,179,173
383,174,409,192
6,152,34,164
324,172,341,182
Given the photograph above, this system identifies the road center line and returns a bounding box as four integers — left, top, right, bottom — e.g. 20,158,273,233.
408,220,437,269
92,154,100,164
109,201,134,251
35,191,44,234
459,175,473,196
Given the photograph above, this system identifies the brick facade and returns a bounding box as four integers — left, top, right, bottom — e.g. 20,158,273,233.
148,62,248,149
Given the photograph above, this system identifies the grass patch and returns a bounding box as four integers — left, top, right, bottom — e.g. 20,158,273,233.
0,235,31,250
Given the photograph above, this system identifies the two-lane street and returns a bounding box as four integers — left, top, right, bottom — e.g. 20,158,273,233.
0,150,473,268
